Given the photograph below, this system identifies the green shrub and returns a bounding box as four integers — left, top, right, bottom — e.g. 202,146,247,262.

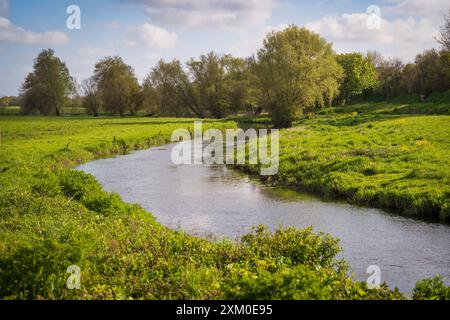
222,265,404,300
413,276,450,300
31,170,61,197
0,239,81,299
59,170,103,201
240,226,345,271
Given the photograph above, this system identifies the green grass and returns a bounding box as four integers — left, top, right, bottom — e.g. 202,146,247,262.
0,115,415,300
239,103,450,222
336,101,450,116
0,106,21,116
0,115,447,300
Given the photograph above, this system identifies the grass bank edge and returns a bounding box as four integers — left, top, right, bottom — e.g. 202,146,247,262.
232,104,450,223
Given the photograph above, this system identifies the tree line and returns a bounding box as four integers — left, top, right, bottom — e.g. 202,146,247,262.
10,10,450,127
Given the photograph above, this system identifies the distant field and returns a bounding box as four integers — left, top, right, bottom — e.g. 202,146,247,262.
0,106,21,115
240,102,450,222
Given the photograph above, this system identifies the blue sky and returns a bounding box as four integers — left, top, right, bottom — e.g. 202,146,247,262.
0,0,447,96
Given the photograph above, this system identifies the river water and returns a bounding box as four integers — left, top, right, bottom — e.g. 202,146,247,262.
77,143,450,294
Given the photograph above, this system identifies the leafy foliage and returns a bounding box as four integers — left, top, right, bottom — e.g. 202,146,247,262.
337,53,378,104
253,25,343,127
21,49,74,116
92,56,141,116
413,276,450,300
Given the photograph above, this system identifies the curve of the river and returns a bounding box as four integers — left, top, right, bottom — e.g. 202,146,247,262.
77,143,450,294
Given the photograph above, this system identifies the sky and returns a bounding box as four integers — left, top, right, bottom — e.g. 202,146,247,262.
0,0,448,96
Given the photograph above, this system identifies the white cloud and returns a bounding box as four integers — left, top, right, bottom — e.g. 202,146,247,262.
305,13,439,62
0,17,69,46
383,0,449,19
121,0,276,29
125,23,178,49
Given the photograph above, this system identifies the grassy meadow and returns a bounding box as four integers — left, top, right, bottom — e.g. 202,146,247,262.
240,101,450,222
0,113,448,300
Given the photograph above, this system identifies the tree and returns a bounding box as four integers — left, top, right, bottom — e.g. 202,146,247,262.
225,57,257,115
377,58,403,99
93,56,141,116
366,50,383,69
253,25,343,127
146,59,204,118
146,60,190,117
416,49,443,97
399,63,419,95
186,52,255,118
68,78,83,115
336,53,378,104
187,52,230,119
139,81,159,116
82,78,101,116
21,49,74,116
0,96,11,106
438,9,450,50
439,50,450,91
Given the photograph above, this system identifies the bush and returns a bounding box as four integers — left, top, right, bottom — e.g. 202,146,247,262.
31,170,61,197
0,239,81,299
59,170,102,201
413,276,450,300
223,265,350,300
240,226,345,271
222,264,404,300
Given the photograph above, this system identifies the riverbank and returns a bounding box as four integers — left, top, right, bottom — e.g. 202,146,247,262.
235,102,450,223
0,115,447,300
77,142,450,293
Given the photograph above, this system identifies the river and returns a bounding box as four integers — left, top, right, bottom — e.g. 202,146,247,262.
77,142,450,294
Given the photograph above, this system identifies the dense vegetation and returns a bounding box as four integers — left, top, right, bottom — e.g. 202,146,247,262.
237,95,450,222
0,116,420,300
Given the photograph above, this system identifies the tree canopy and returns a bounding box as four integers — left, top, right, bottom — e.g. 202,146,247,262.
253,25,343,127
92,56,141,116
337,52,378,104
16,15,450,126
21,49,74,116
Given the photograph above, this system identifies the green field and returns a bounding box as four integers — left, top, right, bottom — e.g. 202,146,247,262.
240,102,450,222
0,115,448,300
0,106,21,116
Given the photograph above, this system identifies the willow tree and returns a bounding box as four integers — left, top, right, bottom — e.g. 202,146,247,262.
93,56,140,116
184,52,255,118
21,49,74,116
144,59,203,117
253,25,343,127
